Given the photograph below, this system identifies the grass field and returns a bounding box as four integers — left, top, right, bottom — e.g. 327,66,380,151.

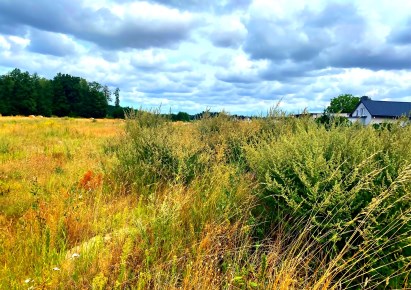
1,114,410,289
0,117,126,289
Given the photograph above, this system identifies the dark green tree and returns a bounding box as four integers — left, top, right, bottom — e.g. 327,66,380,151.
32,74,53,116
0,68,110,118
114,87,120,107
103,85,112,103
51,73,70,116
326,94,360,113
88,81,108,118
5,69,37,115
0,74,13,115
172,111,190,122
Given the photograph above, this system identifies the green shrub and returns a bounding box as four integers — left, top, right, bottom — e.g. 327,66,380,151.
245,118,411,288
116,109,211,190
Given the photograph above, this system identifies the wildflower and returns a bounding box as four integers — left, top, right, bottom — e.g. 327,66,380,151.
71,253,80,259
24,278,32,283
52,267,60,271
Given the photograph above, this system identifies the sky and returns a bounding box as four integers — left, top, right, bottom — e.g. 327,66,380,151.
1,0,411,115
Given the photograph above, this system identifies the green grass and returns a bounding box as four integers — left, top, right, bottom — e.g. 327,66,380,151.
1,114,410,289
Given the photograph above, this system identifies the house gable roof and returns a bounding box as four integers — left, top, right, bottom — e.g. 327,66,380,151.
357,98,411,118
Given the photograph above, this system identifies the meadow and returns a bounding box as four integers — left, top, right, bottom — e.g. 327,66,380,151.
1,113,410,289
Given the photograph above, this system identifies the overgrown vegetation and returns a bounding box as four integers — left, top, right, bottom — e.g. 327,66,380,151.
1,113,410,289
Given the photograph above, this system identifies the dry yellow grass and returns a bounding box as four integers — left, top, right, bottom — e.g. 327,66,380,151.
0,116,127,289
1,114,410,289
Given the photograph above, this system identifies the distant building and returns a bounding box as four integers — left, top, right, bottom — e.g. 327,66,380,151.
292,112,349,119
349,96,411,125
293,112,322,119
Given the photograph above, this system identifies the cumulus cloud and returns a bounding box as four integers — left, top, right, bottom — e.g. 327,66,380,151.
28,30,77,57
1,0,411,115
147,0,252,12
242,0,411,85
130,50,167,70
215,54,267,83
209,16,247,48
0,0,200,50
388,18,411,44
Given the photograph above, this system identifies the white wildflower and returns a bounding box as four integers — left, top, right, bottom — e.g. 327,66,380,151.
71,253,80,259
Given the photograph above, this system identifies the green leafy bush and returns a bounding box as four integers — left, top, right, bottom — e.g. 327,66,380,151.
245,118,411,288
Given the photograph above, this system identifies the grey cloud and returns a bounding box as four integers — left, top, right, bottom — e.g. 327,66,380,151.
131,56,192,73
148,0,252,12
200,52,232,67
326,45,411,70
383,87,411,99
141,86,193,95
209,81,234,92
303,2,364,28
130,56,165,71
390,31,411,44
243,17,328,62
0,22,27,36
243,3,365,63
134,73,199,95
78,16,195,50
99,50,120,62
389,19,411,45
165,72,204,86
28,30,76,57
0,0,77,35
216,70,259,84
210,27,246,48
259,61,314,81
244,2,411,74
166,62,192,72
0,0,199,50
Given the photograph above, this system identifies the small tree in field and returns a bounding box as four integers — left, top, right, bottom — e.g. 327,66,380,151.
326,94,360,114
114,88,120,107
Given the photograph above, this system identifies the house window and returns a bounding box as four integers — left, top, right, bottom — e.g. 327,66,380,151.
360,108,364,116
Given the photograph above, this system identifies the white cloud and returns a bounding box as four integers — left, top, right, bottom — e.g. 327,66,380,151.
0,0,411,115
209,15,247,48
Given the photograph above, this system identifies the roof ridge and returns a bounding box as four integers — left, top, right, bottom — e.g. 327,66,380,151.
364,99,411,104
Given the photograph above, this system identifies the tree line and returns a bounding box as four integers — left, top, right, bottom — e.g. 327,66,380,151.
0,68,122,118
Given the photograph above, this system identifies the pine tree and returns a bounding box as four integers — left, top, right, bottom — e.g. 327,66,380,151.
114,87,120,107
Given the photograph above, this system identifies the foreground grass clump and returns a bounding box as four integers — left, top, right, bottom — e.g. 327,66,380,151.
1,113,410,289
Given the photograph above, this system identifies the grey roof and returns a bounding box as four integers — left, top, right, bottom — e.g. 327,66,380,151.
361,99,411,118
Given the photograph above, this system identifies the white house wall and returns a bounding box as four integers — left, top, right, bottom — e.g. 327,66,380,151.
351,103,372,125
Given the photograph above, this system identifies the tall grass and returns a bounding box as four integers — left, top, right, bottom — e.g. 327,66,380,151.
1,113,410,289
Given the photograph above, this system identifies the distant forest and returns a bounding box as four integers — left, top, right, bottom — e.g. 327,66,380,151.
0,68,252,120
0,68,124,118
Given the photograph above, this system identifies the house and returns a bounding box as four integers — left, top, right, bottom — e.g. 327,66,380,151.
349,96,411,125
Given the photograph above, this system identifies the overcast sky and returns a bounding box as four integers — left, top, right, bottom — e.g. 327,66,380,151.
1,0,411,115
